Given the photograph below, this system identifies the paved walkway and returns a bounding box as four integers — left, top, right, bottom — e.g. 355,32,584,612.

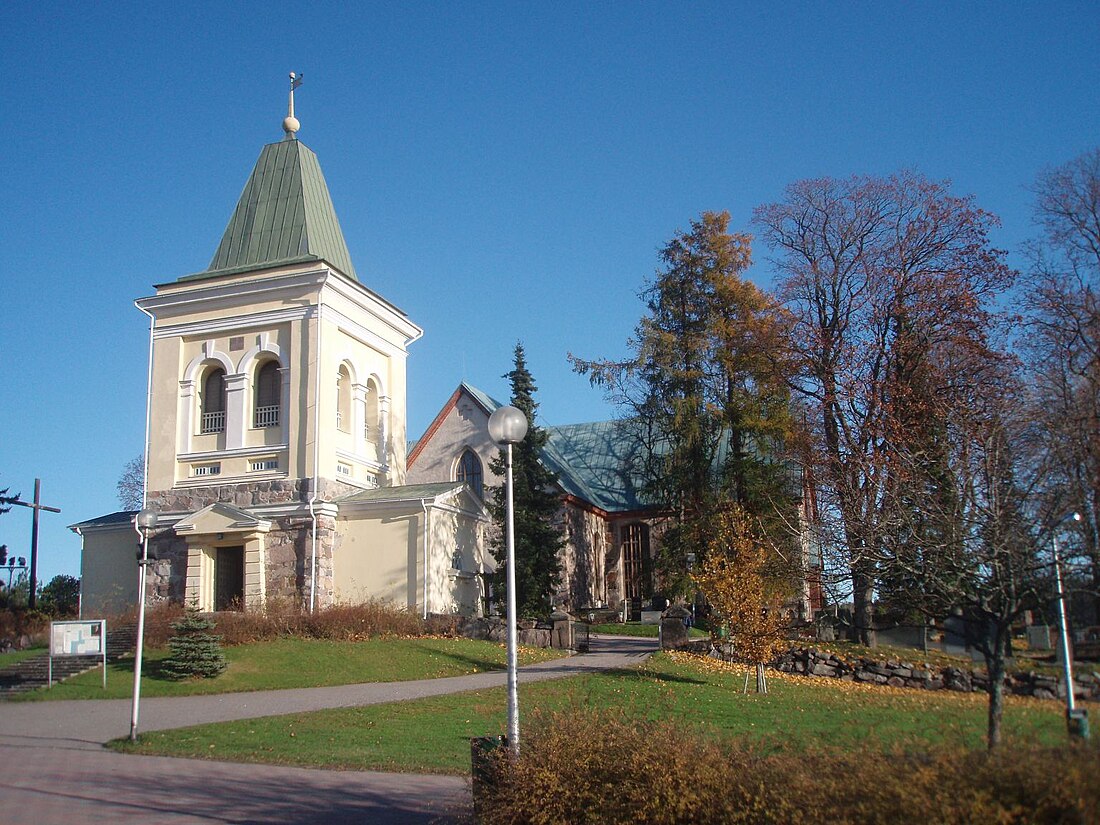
0,635,655,824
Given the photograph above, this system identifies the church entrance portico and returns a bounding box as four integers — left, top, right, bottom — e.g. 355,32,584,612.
175,503,271,611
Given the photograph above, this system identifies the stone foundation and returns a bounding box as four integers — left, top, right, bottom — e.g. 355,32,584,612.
146,477,363,513
693,642,1100,703
143,477,349,609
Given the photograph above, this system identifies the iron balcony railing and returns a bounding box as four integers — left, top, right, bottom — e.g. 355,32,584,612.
201,410,226,434
254,405,279,428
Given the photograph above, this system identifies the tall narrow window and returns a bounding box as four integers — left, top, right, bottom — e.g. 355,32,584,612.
364,379,380,450
201,368,226,433
621,523,650,601
336,365,351,432
254,361,280,428
456,449,483,499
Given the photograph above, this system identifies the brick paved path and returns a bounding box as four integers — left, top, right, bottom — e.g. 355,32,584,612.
0,635,654,824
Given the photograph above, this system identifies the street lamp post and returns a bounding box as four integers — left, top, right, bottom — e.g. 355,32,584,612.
487,405,528,756
130,506,158,741
1051,511,1088,740
685,552,696,624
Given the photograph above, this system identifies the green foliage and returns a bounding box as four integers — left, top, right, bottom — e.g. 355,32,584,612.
159,609,227,680
488,343,565,617
0,488,18,516
1,570,31,610
573,212,799,599
477,709,1100,825
37,574,80,617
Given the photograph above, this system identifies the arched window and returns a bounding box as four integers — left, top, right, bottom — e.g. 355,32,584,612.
456,449,483,499
253,361,281,428
201,367,226,433
620,523,650,601
336,365,351,432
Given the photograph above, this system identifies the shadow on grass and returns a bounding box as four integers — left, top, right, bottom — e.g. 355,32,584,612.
601,666,707,687
401,639,506,674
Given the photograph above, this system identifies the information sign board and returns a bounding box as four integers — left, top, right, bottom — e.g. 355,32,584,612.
48,620,107,688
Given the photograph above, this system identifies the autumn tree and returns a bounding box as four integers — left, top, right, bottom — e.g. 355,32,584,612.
693,504,789,692
754,173,1013,645
1023,147,1100,622
572,211,799,600
487,343,564,617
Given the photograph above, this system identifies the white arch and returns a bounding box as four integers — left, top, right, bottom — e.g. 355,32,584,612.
236,340,285,374
366,371,386,399
183,346,234,384
333,353,360,385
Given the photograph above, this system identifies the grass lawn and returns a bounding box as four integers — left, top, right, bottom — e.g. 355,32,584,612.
590,622,707,639
14,637,565,701
112,650,1075,774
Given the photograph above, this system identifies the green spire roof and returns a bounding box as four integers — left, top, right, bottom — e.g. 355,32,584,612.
190,138,357,281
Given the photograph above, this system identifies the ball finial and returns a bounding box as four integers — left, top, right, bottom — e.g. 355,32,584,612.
283,71,303,138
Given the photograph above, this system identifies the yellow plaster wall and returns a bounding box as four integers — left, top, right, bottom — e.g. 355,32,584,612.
143,265,417,495
333,513,420,608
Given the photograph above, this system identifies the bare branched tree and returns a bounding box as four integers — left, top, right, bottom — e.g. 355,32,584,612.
117,454,144,510
1023,147,1100,622
754,173,1014,646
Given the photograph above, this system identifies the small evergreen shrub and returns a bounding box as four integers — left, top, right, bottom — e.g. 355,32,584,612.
160,609,227,680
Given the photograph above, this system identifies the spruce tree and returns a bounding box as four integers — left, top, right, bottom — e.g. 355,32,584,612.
488,343,564,618
160,608,228,680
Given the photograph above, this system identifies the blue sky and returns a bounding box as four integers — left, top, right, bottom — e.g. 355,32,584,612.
2,1,1098,583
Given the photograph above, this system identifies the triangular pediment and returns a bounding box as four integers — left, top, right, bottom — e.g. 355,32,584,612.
173,502,271,535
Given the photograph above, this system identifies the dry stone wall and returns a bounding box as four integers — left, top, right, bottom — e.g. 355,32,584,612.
696,642,1100,702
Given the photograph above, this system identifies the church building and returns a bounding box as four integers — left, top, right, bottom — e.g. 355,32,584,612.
72,82,821,623
73,85,492,618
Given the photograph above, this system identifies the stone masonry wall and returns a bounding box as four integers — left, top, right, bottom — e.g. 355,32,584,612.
143,478,348,609
693,641,1100,703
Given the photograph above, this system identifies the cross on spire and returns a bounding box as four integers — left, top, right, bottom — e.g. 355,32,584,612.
283,71,304,138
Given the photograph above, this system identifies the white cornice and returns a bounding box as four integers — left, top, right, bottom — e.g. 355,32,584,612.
335,487,490,522
334,448,385,471
139,268,328,315
322,274,423,346
319,304,407,358
178,445,289,462
138,266,423,349
153,306,316,340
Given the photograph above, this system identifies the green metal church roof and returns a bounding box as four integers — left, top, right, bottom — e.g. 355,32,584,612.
186,138,358,282
543,420,650,512
443,383,652,513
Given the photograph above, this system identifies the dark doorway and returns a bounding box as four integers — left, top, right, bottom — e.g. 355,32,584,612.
215,546,245,611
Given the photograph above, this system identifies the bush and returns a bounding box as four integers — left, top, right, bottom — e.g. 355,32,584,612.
135,598,428,648
474,709,1100,825
159,609,227,680
0,608,50,647
38,575,81,617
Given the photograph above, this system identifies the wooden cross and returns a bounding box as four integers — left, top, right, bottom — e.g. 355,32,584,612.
9,478,62,610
